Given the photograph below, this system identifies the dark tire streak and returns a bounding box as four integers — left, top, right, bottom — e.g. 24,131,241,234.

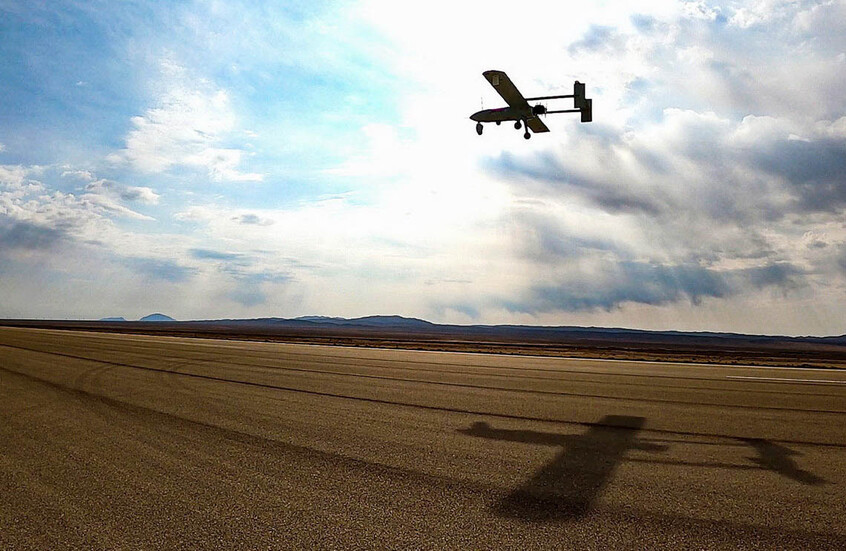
1,342,843,414
1,345,844,448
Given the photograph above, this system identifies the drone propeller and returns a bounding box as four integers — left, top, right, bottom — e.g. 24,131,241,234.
525,82,592,122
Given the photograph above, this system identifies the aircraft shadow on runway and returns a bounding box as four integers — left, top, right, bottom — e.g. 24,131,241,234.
740,438,826,486
458,415,826,522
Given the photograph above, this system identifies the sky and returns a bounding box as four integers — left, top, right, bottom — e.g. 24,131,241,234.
1,0,846,335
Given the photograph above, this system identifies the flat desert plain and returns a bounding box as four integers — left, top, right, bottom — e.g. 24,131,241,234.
1,326,845,549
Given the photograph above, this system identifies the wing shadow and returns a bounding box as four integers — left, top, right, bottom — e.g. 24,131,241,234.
458,417,828,523
741,438,826,486
459,415,665,521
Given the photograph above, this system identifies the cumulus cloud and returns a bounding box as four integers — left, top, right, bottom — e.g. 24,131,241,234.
486,108,841,312
80,178,160,205
505,260,804,313
1,164,160,259
57,170,160,221
2,166,90,236
232,213,274,225
838,244,846,274
0,219,66,251
109,60,262,182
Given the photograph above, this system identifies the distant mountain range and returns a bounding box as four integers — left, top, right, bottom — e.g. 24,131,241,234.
100,313,177,322
90,313,846,346
139,313,176,322
296,315,436,329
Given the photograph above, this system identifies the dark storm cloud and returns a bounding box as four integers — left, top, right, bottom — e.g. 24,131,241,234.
0,220,66,250
125,257,196,283
231,213,273,225
740,262,803,290
509,209,622,263
487,151,666,215
505,261,804,313
190,248,244,261
837,244,846,274
753,137,846,212
523,262,731,312
488,104,846,228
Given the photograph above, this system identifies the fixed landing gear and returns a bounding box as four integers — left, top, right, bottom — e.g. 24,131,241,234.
474,120,531,138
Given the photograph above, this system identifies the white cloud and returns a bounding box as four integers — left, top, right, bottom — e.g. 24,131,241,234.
83,179,161,205
61,169,95,181
0,164,33,190
78,192,155,221
173,205,214,222
1,164,151,240
109,60,262,182
61,170,161,206
184,147,262,182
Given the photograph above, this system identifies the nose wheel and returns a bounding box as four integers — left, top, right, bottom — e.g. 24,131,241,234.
514,121,522,130
524,131,531,139
476,122,483,135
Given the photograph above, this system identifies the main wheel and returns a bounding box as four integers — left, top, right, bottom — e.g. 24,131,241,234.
476,123,483,136
514,121,522,130
495,121,501,126
524,131,531,140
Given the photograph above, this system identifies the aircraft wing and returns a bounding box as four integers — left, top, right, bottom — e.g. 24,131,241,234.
483,70,530,110
526,117,550,133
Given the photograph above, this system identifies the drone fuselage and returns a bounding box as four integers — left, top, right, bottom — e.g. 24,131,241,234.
471,71,591,138
470,106,535,123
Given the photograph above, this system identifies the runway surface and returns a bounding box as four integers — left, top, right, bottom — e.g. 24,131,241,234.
1,327,845,549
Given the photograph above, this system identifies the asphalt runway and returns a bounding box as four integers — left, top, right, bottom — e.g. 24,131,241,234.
1,327,845,549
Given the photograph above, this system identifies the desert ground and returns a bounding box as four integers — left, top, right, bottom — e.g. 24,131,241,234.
1,326,845,549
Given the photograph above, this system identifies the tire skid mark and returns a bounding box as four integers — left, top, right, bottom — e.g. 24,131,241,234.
161,354,846,399
9,332,840,386
1,342,843,414
1,350,845,449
